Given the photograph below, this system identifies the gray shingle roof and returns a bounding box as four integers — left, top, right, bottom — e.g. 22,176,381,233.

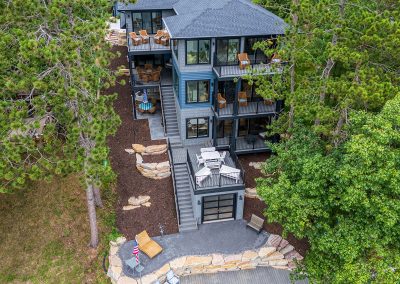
118,0,287,38
117,0,179,11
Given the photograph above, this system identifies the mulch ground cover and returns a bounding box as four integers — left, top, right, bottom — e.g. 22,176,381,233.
106,46,178,239
239,153,310,256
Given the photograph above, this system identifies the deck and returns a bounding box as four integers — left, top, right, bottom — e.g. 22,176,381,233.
127,36,171,54
214,101,276,117
132,68,172,90
213,63,283,78
187,146,244,190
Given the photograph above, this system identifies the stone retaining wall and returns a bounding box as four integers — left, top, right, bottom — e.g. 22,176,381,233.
107,234,303,284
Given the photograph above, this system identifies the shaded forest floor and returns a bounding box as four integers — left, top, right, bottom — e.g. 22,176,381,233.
0,175,116,283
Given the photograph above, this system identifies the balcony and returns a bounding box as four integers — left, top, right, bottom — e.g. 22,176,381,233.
215,134,278,154
212,55,283,79
127,36,171,54
186,146,245,192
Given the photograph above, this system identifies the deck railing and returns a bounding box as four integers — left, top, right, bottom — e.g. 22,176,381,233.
167,138,181,226
159,84,167,137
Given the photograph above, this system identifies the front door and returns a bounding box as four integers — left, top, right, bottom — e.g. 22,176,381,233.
202,193,236,223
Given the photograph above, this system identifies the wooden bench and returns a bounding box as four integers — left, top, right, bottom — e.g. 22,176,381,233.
247,214,264,233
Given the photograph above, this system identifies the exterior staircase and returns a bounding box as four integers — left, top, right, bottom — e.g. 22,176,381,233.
161,85,197,232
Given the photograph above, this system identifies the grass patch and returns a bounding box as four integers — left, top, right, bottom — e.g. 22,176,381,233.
0,175,118,283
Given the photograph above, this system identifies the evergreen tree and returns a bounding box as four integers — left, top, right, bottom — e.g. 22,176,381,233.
0,0,132,247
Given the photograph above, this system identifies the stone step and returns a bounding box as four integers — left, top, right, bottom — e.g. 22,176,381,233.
179,223,198,232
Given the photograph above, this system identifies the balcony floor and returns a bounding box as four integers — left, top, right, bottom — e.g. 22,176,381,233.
128,36,171,54
216,136,270,153
213,64,283,78
187,146,244,190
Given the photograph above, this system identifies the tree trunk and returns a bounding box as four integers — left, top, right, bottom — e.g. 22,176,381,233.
288,0,299,130
86,184,99,248
93,186,104,208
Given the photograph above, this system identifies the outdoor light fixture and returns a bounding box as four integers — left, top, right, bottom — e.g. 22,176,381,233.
197,200,201,205
239,195,243,201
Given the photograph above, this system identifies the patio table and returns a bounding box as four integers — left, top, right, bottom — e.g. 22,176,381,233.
139,102,153,111
201,151,221,161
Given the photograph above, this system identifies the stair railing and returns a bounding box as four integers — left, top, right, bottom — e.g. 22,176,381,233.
167,138,181,226
159,84,167,137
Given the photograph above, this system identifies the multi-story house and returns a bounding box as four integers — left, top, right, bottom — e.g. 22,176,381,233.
117,0,286,231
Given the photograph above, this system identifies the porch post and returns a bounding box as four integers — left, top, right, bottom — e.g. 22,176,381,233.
213,78,218,113
233,78,241,115
128,53,137,120
212,116,217,147
231,118,238,152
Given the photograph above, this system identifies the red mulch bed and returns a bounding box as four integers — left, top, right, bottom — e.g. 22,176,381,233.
105,46,179,239
239,153,310,256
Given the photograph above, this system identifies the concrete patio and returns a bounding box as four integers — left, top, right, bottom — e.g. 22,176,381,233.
119,220,269,277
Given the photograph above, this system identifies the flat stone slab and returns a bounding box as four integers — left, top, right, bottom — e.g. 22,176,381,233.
119,220,269,277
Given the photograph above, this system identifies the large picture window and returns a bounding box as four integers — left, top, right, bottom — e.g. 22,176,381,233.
216,38,240,65
186,39,211,65
186,117,209,139
186,81,210,103
132,11,162,34
244,37,275,64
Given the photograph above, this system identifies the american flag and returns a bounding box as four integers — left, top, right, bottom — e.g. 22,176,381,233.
132,240,139,263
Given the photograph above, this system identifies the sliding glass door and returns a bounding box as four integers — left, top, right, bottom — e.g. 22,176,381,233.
216,38,240,65
131,11,162,34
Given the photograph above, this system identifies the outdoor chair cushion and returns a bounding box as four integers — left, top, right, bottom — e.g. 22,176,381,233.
241,60,249,65
136,230,163,259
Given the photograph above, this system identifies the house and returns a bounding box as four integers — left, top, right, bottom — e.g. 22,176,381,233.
117,0,286,231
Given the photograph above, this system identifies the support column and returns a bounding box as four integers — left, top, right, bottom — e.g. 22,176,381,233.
231,118,239,152
212,116,217,147
233,78,242,115
213,78,219,113
128,53,137,120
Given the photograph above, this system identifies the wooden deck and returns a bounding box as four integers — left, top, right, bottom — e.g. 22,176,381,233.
132,68,172,90
215,101,276,117
128,36,171,54
213,64,283,78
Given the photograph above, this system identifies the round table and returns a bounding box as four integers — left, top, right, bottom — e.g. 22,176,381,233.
139,102,153,111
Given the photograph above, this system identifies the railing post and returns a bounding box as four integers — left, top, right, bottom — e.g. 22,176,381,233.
234,78,241,115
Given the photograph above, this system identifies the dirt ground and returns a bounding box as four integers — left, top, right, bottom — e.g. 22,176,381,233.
106,46,179,239
239,153,310,256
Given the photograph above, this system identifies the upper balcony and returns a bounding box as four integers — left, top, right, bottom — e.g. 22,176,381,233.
127,35,172,55
212,53,284,79
212,92,282,119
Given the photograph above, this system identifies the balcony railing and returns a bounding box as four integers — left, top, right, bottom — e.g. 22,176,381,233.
213,93,277,117
213,53,283,78
127,36,171,53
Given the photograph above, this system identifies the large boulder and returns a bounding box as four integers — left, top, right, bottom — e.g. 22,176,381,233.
145,144,167,153
132,144,146,153
128,195,150,206
140,163,157,170
156,161,170,170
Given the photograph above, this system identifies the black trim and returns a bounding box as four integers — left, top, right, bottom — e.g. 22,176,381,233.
201,193,237,223
186,117,210,139
185,80,211,104
185,39,211,65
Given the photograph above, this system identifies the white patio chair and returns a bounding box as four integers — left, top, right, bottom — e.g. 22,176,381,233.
166,270,179,284
219,151,227,164
196,154,204,166
205,160,221,169
195,167,211,186
220,165,241,183
200,147,216,153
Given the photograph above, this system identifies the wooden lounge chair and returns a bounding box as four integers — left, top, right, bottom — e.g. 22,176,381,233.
264,98,274,105
161,33,170,46
139,30,150,44
136,230,163,258
247,214,264,233
154,30,164,44
129,32,142,46
238,53,250,70
218,93,226,109
144,63,152,70
238,91,248,107
151,70,161,82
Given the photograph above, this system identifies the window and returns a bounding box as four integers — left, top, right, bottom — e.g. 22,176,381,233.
186,117,209,139
244,37,274,64
216,38,240,65
186,81,210,103
132,11,162,34
186,40,211,65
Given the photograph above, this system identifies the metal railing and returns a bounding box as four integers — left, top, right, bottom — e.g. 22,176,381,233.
127,35,172,53
167,138,181,226
159,84,167,136
213,92,277,117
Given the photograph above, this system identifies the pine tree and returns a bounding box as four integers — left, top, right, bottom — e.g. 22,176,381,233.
0,0,132,247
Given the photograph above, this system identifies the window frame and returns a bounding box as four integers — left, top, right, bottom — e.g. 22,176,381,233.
185,39,211,65
185,80,211,104
215,38,241,66
131,10,163,34
186,117,210,139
